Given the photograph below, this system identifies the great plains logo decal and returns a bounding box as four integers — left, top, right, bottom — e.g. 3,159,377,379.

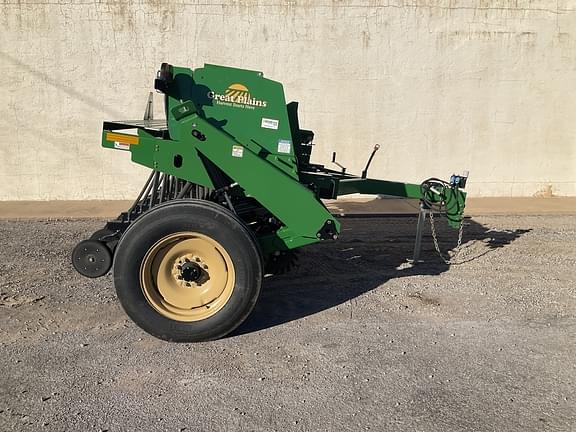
208,83,268,110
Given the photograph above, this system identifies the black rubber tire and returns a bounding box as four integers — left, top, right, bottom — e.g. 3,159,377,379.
113,199,262,342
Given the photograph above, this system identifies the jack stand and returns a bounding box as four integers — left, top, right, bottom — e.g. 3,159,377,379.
411,202,431,263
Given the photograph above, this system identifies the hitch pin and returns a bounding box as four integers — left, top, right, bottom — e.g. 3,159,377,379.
429,186,442,196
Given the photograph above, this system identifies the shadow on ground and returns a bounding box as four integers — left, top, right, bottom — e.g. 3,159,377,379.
235,216,530,336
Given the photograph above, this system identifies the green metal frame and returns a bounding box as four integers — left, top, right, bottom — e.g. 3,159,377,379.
101,63,466,254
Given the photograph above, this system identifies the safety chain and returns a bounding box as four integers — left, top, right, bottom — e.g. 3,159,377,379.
429,211,465,265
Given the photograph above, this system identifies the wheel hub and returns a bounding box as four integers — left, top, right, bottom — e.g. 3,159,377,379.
140,232,235,322
171,254,209,287
181,261,202,282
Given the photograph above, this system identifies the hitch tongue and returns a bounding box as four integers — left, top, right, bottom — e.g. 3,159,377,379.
361,144,380,179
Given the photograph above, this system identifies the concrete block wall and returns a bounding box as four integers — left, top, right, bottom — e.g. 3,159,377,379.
1,0,575,200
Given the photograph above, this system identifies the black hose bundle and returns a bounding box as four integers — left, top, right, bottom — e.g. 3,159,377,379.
420,177,451,211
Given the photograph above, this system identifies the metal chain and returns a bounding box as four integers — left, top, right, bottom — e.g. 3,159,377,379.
429,211,465,265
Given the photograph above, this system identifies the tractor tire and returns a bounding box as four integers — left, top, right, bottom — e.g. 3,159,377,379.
113,199,262,342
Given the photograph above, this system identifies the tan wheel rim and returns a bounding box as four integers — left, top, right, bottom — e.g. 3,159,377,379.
140,232,235,322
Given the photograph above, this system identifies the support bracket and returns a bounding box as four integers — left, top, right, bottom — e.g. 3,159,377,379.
411,201,431,263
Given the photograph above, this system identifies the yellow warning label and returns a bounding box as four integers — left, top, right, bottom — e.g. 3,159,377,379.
106,132,139,145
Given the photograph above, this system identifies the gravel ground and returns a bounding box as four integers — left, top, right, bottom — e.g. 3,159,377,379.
0,215,575,431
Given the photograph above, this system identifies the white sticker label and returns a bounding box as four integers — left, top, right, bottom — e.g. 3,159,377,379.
277,139,291,154
114,141,130,151
232,145,244,158
261,118,279,130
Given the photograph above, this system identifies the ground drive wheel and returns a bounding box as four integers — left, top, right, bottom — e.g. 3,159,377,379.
113,200,262,342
